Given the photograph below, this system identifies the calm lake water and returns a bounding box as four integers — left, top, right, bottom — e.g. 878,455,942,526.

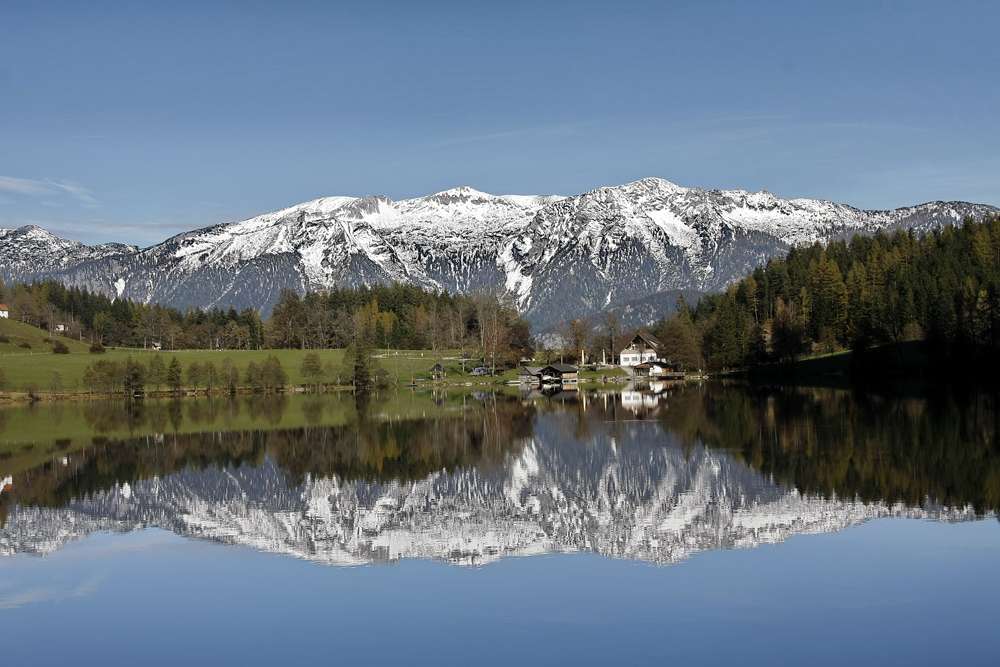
1,384,998,666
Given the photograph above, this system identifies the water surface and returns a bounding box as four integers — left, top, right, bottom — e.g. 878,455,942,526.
1,385,998,665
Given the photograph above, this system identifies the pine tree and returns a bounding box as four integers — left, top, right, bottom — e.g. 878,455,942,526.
166,357,183,393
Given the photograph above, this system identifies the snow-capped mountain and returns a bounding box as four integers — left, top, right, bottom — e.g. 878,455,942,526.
0,225,138,281
1,179,995,326
0,416,981,567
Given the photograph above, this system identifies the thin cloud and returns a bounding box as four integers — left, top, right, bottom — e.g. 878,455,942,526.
0,175,99,205
0,175,51,196
52,182,99,205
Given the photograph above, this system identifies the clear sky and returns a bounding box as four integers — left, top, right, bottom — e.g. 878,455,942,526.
1,0,998,246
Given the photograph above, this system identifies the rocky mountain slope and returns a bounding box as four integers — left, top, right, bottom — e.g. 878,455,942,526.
0,417,980,567
1,179,995,327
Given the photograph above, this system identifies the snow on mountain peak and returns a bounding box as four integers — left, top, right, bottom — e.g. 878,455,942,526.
1,179,996,327
424,185,496,203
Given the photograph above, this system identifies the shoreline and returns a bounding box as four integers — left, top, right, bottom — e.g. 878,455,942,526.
0,377,647,404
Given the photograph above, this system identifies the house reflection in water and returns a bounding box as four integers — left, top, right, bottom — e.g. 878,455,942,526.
621,390,657,411
618,380,688,414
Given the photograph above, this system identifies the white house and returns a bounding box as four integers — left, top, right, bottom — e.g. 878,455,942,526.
615,331,660,367
0,303,8,319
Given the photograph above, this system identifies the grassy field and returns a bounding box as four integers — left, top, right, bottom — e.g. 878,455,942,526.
0,317,92,354
0,318,636,392
0,345,348,390
0,328,502,391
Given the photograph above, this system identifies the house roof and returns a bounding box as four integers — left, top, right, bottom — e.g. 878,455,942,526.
543,364,578,373
614,330,660,354
0,304,7,311
519,366,544,375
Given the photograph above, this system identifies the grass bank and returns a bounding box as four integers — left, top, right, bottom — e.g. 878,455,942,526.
0,317,637,397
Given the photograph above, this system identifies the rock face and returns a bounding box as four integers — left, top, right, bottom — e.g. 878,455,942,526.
0,416,979,567
1,178,995,327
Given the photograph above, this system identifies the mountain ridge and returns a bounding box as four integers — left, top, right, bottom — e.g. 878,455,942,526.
1,178,995,327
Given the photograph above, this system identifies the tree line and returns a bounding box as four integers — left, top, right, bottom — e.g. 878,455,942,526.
265,285,531,358
80,355,287,395
0,279,534,372
0,278,265,350
647,214,1000,373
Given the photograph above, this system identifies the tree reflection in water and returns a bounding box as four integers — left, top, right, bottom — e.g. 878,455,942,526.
2,385,999,528
650,384,1000,514
1,392,534,521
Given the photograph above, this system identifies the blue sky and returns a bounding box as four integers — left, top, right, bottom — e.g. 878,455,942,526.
1,0,998,246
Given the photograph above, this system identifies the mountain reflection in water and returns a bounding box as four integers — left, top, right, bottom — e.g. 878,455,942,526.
0,385,995,566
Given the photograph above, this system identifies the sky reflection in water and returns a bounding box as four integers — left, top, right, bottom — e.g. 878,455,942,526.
1,385,998,665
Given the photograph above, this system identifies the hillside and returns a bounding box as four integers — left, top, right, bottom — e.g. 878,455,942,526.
0,318,90,355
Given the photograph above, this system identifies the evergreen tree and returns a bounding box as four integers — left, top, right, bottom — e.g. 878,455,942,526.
352,339,375,391
166,357,183,393
707,296,749,370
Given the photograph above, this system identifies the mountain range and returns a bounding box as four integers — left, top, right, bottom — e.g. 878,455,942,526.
0,416,979,567
1,178,996,328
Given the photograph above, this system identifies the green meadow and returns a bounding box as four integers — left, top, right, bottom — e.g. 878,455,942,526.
0,317,633,394
0,317,493,391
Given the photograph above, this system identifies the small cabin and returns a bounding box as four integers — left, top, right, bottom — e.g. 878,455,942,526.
0,304,7,319
54,322,67,332
615,331,661,367
430,363,447,379
518,366,543,385
541,364,579,387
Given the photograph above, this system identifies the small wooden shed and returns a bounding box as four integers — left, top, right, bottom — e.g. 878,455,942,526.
541,364,579,387
518,366,544,385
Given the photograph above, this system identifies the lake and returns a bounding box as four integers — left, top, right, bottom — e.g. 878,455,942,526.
1,384,998,665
